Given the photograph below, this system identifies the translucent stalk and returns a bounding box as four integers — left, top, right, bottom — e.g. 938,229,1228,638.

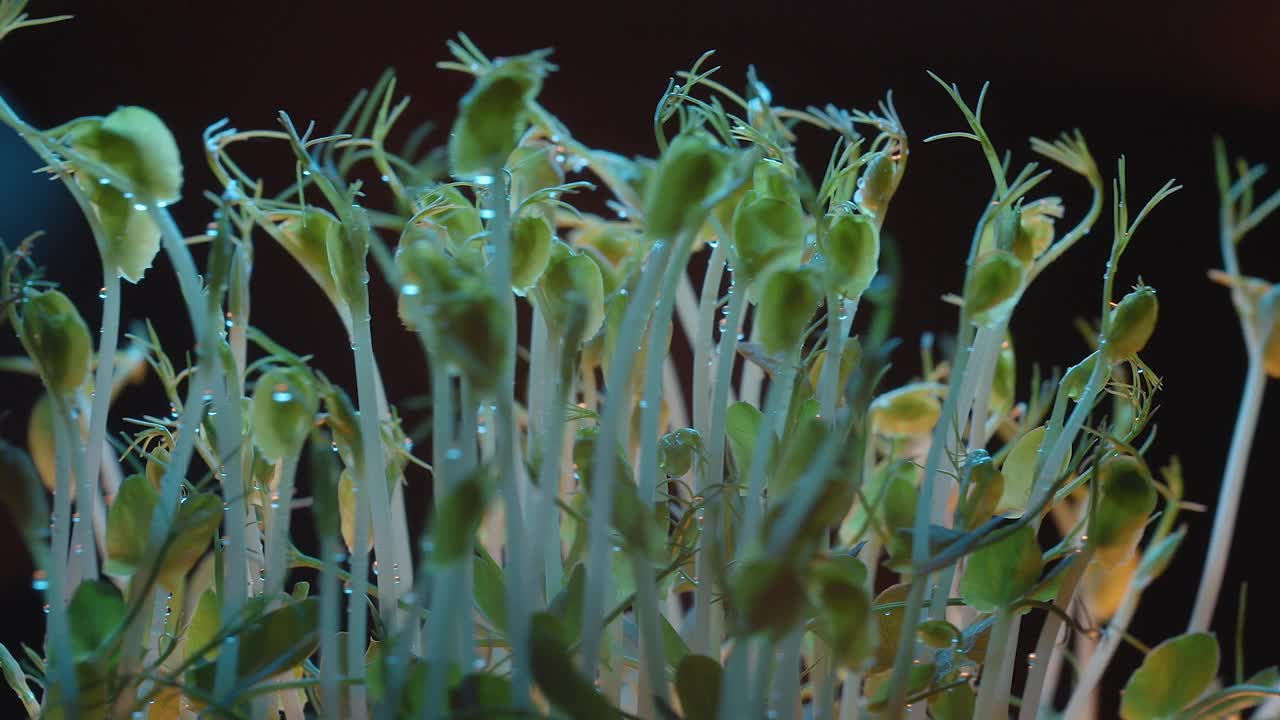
580,235,680,674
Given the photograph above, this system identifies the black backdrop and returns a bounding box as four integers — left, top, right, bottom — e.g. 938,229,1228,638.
2,1,1278,716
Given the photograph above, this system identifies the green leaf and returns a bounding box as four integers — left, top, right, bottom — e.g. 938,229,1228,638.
1091,455,1157,566
75,106,183,203
675,654,723,720
731,193,805,288
450,672,516,718
1120,632,1219,720
18,289,91,395
250,366,319,461
187,589,221,663
918,620,962,649
1105,285,1159,360
929,678,976,720
964,250,1023,320
67,581,125,663
660,611,690,673
870,383,943,436
189,598,320,698
473,546,508,636
960,524,1042,612
537,240,606,346
548,563,586,646
431,466,492,566
997,425,1069,517
645,132,731,239
511,214,554,293
449,61,544,176
530,612,620,719
104,474,156,576
729,558,807,637
725,401,764,480
657,427,700,478
820,212,880,299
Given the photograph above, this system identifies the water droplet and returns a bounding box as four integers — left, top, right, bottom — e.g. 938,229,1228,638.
401,283,421,296
31,571,48,591
97,177,111,185
270,493,281,509
446,447,463,461
71,512,80,524
132,203,149,212
478,208,496,220
330,441,340,453
271,383,294,403
473,174,495,186
42,603,50,615
343,582,353,595
98,287,108,300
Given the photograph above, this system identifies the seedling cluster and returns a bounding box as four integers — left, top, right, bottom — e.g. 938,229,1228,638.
2,4,1279,719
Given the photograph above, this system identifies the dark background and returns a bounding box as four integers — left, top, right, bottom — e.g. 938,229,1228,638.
2,1,1278,716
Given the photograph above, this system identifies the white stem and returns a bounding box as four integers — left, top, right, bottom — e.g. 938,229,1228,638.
1062,581,1138,719
972,608,1017,719
265,455,299,602
1188,358,1266,633
581,236,678,672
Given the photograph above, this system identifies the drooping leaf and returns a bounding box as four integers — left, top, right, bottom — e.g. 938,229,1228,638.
1119,632,1219,720
959,525,1042,612
675,654,723,720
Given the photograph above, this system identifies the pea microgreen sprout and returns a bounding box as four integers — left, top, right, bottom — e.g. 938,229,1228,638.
1187,139,1280,636
10,10,1280,718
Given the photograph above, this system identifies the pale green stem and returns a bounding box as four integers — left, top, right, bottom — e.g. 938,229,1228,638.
52,394,95,589
1062,578,1140,719
740,347,799,544
212,354,250,708
740,315,766,406
485,172,533,705
632,549,669,715
693,280,746,657
44,392,78,718
580,235,679,674
531,320,568,602
350,292,402,633
265,455,300,602
1188,357,1266,633
1020,549,1091,720
81,265,121,575
972,608,1016,719
771,630,804,720
318,533,341,720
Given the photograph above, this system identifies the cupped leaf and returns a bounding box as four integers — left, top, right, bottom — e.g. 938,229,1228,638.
188,598,320,701
250,366,319,461
511,213,554,293
870,383,943,436
964,250,1023,321
820,212,880,299
72,106,183,203
1105,285,1158,360
450,59,545,176
1119,632,1219,720
676,655,723,720
997,425,1070,517
537,239,606,346
18,289,91,395
644,131,731,239
756,265,821,353
1090,455,1157,566
731,193,805,288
